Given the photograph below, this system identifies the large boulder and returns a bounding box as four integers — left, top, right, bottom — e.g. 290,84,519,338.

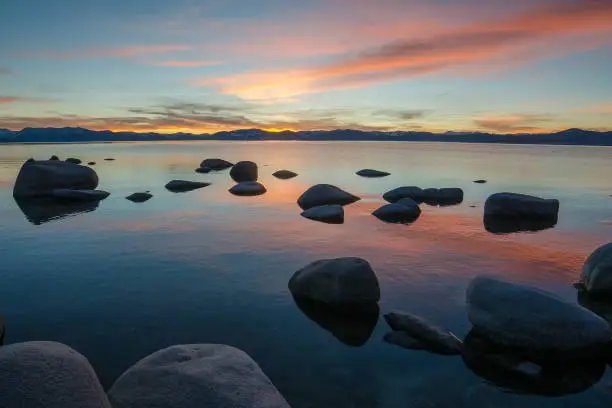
467,276,612,360
0,341,111,408
484,193,559,219
301,205,344,224
165,180,210,193
126,192,153,203
384,312,462,355
297,184,360,210
383,186,426,203
356,169,390,178
230,161,258,182
581,242,612,296
289,257,380,308
229,181,267,196
372,203,420,224
108,344,290,408
13,160,99,198
199,158,233,171
272,170,298,180
50,189,110,201
422,188,464,206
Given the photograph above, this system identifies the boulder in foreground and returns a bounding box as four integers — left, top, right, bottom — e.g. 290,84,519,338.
384,311,462,355
230,161,258,182
372,203,420,224
13,160,99,198
422,187,464,206
301,205,344,224
289,257,380,308
356,169,390,178
581,242,612,297
229,181,267,196
467,276,612,360
108,344,290,408
126,192,153,203
484,193,559,219
297,184,360,210
199,158,233,171
51,189,110,201
165,180,211,193
383,186,426,203
273,170,298,179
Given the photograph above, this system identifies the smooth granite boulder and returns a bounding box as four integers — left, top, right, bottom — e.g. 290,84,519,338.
272,170,298,180
372,203,420,224
165,180,210,193
467,276,612,360
50,189,110,201
199,158,233,171
65,158,82,164
422,188,464,206
356,169,390,178
384,311,462,355
581,242,612,297
297,184,360,210
13,160,99,198
484,193,559,219
289,257,380,308
126,192,153,203
108,344,290,408
0,341,111,408
229,181,267,196
230,161,258,182
383,186,426,203
301,205,344,224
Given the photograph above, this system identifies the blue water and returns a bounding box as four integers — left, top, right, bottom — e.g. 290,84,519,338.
1,142,611,407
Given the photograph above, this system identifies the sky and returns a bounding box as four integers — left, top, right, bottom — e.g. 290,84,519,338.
0,0,611,134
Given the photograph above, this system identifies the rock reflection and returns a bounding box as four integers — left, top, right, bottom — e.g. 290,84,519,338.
14,197,100,225
462,331,606,396
292,296,379,347
483,215,557,234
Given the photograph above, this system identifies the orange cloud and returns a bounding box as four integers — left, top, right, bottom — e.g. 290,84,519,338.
149,60,221,67
473,114,556,133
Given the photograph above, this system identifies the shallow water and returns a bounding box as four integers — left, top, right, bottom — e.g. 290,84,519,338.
1,141,611,407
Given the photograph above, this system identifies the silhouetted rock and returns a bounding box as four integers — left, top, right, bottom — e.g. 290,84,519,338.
301,205,344,224
467,276,612,360
65,158,82,164
356,169,390,178
272,170,298,179
422,188,464,206
473,179,487,184
230,161,258,182
484,192,559,218
581,242,612,297
50,189,110,201
289,257,380,308
229,181,267,196
0,342,111,407
484,214,557,234
199,158,233,171
293,297,379,347
165,180,211,193
49,155,59,160
383,311,462,355
372,203,420,224
14,197,100,225
462,331,606,396
126,192,153,203
108,344,290,408
104,158,115,161
297,184,360,210
13,160,98,198
87,162,95,165
195,167,211,174
383,186,426,203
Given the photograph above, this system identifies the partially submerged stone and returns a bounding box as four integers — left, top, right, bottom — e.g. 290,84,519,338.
372,203,420,224
229,181,267,196
13,160,99,198
65,158,82,164
165,180,211,193
297,184,360,210
230,161,258,182
126,192,153,203
301,205,344,224
356,169,390,178
484,192,559,219
273,170,298,179
199,158,233,171
383,186,426,203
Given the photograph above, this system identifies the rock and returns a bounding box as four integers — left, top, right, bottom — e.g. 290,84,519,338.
484,192,559,219
474,179,487,184
108,344,290,408
289,257,380,308
297,184,360,210
581,242,612,296
422,188,464,206
126,192,153,203
383,186,426,203
384,311,462,355
50,155,59,160
356,169,390,178
165,180,210,193
230,161,258,182
14,197,100,225
467,276,612,360
65,158,82,164
50,189,110,201
195,167,211,174
273,170,298,179
301,205,344,224
0,341,111,407
373,203,420,224
484,215,557,234
104,158,115,161
293,297,378,347
396,197,420,208
87,162,96,165
229,181,267,196
13,160,99,198
199,158,233,171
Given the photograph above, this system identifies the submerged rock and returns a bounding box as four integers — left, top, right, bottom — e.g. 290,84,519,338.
467,276,612,360
384,311,462,355
230,161,258,182
422,188,464,206
581,242,612,297
484,192,559,219
0,341,111,407
372,203,420,224
356,169,390,178
199,158,233,171
383,186,426,203
50,189,110,201
273,170,298,179
301,204,344,224
484,214,557,234
87,162,96,166
289,257,380,308
108,344,290,408
104,158,115,161
14,197,100,225
297,184,360,210
474,179,487,184
195,167,211,174
165,180,211,193
229,181,267,196
13,160,99,198
65,158,82,164
126,192,153,203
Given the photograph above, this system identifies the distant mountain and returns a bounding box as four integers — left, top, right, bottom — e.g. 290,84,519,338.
0,127,611,146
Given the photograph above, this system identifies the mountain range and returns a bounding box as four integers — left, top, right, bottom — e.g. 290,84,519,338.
0,127,611,146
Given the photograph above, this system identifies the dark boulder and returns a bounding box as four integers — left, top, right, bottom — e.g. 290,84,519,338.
372,203,420,224
65,158,82,164
13,160,98,198
473,179,487,184
383,186,426,203
297,184,360,210
230,161,258,182
272,170,298,180
229,182,267,196
484,193,559,219
165,180,211,193
422,188,464,206
87,162,96,166
356,169,390,178
49,155,59,161
199,158,233,171
126,192,153,203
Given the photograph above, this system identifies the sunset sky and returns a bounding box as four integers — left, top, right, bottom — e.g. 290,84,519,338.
1,0,611,134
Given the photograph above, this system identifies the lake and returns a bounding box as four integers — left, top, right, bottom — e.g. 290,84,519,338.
1,141,611,407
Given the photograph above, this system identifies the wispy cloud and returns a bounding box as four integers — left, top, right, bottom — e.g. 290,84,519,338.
0,96,57,105
149,60,220,67
26,45,192,60
473,114,554,133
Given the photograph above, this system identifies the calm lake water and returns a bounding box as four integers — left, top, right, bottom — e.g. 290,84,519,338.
1,141,611,407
